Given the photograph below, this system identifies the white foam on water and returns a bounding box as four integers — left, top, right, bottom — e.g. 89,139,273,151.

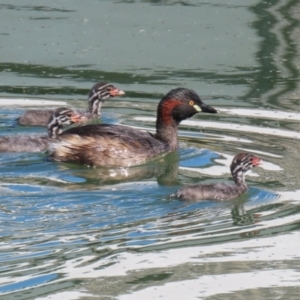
180,151,282,177
134,117,300,140
36,291,95,300
278,189,300,201
118,269,300,299
1,218,300,297
130,124,252,143
236,147,282,158
219,107,300,121
0,98,67,106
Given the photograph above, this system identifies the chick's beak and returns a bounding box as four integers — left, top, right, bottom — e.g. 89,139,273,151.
71,114,87,124
252,157,263,166
110,88,125,97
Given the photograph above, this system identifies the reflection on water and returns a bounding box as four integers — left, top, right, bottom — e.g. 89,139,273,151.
66,152,181,186
231,201,262,227
1,0,300,299
248,0,300,110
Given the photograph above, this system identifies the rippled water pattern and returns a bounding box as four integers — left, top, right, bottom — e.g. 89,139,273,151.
1,0,300,299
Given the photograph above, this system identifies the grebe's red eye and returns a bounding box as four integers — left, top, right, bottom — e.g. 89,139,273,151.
189,100,194,106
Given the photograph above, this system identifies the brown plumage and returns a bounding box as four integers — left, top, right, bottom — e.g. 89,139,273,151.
48,88,217,167
17,82,124,126
177,153,263,201
0,107,85,152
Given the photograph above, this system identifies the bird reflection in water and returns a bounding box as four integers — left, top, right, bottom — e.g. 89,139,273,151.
231,201,262,237
65,152,180,188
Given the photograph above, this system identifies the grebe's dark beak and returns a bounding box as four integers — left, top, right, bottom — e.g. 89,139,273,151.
197,102,218,113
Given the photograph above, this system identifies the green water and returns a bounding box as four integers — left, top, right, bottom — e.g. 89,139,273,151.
0,0,300,299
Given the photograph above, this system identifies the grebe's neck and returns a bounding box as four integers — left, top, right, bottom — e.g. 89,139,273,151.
231,166,248,190
47,117,63,138
155,99,182,151
88,95,102,116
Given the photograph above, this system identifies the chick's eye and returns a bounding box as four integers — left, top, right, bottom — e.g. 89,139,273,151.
189,100,194,106
67,113,72,117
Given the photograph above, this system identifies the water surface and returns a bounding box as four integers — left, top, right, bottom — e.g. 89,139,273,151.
0,0,300,299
